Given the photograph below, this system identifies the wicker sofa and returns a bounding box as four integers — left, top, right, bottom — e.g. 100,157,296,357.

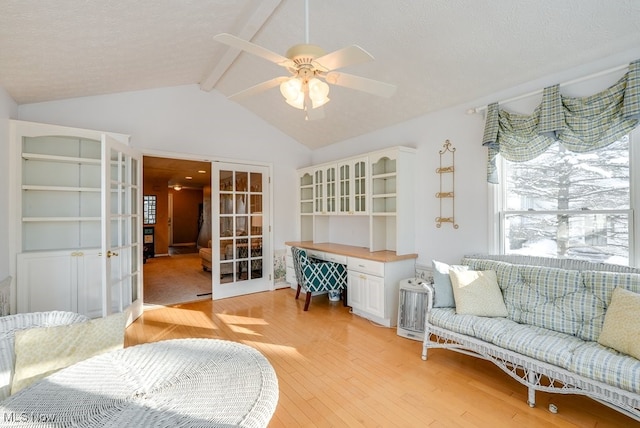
421,254,640,422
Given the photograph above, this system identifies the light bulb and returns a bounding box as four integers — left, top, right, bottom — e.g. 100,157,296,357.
280,78,302,101
308,78,330,109
285,92,305,109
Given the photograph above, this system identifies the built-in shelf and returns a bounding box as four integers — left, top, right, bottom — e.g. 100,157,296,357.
297,146,415,255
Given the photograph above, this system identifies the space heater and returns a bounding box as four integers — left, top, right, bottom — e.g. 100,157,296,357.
396,278,429,341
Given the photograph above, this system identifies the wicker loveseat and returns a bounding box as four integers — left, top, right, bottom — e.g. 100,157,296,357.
422,255,640,422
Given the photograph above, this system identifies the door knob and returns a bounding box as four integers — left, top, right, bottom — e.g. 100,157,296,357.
107,250,119,258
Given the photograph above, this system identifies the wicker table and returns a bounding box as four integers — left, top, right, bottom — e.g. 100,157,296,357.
0,338,279,427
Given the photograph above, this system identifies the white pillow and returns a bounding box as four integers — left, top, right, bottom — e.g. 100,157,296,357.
11,312,127,394
449,269,508,317
598,287,640,360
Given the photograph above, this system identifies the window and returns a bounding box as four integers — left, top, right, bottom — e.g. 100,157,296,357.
496,133,637,266
143,195,157,225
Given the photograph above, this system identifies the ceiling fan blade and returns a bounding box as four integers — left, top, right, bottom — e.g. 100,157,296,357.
228,76,288,101
214,33,294,68
325,72,396,98
313,45,374,71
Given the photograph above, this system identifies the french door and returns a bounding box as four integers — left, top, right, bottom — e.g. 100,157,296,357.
102,135,143,323
212,163,271,299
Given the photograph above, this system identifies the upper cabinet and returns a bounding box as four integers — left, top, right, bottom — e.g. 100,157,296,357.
12,121,127,253
298,170,314,242
314,164,337,215
369,148,415,255
296,147,415,255
338,156,368,215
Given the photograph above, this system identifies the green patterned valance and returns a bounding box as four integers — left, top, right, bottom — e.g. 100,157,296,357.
483,59,640,183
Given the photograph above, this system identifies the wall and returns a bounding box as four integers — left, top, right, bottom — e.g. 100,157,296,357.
312,48,640,269
17,84,312,255
169,188,202,245
143,176,170,255
12,48,640,274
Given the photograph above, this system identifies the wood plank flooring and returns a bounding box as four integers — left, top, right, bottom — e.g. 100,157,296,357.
125,289,637,427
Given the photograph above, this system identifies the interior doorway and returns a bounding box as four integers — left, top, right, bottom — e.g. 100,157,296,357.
142,156,212,306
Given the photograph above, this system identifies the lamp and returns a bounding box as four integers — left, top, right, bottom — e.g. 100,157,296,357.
279,76,329,110
173,184,182,191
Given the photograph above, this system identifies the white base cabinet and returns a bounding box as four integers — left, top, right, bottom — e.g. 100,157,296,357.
16,250,102,318
347,256,414,327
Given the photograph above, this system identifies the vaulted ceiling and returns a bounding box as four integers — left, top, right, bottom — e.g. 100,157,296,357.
2,0,640,149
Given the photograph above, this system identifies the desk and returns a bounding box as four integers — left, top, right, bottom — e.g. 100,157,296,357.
0,339,279,427
286,242,417,326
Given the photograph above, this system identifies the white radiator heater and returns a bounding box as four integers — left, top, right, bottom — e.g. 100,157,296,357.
396,278,428,341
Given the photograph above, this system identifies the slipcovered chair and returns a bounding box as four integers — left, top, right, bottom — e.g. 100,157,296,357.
291,247,347,311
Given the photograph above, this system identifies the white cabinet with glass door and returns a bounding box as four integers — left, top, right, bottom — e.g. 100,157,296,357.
313,164,337,215
338,157,368,215
9,120,142,321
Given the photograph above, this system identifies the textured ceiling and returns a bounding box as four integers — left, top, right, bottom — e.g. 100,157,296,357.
2,0,640,149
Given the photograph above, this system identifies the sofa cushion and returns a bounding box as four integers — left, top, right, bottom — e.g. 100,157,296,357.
491,323,584,370
431,260,468,308
11,312,127,394
501,265,603,340
429,309,582,370
462,259,521,294
570,341,640,394
428,308,478,337
597,287,640,360
450,270,508,317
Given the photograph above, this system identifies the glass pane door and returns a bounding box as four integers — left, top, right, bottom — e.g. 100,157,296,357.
213,163,270,299
102,135,142,323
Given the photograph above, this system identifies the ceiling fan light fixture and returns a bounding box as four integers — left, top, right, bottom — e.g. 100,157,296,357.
308,78,330,108
280,78,302,100
285,94,305,109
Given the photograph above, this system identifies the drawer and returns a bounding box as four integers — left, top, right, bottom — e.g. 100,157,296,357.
347,257,384,277
323,252,347,264
306,249,325,260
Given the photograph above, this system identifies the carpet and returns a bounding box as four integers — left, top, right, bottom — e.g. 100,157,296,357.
143,253,211,306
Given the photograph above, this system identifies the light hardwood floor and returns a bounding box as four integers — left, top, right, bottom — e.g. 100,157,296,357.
125,289,636,427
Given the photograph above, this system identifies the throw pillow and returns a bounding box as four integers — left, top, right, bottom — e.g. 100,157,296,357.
598,287,640,360
432,260,468,308
449,269,508,317
11,311,127,394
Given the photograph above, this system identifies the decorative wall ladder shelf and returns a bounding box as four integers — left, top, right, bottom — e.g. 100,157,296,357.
436,140,458,229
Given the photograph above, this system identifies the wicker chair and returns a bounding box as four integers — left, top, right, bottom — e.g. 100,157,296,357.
291,247,347,311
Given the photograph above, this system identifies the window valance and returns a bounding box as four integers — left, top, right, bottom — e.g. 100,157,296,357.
482,59,640,183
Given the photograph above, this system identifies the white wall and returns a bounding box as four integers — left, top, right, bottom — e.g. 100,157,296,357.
17,84,311,251
312,48,640,268
0,88,18,281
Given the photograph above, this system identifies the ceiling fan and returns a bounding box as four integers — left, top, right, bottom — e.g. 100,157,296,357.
213,0,396,120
